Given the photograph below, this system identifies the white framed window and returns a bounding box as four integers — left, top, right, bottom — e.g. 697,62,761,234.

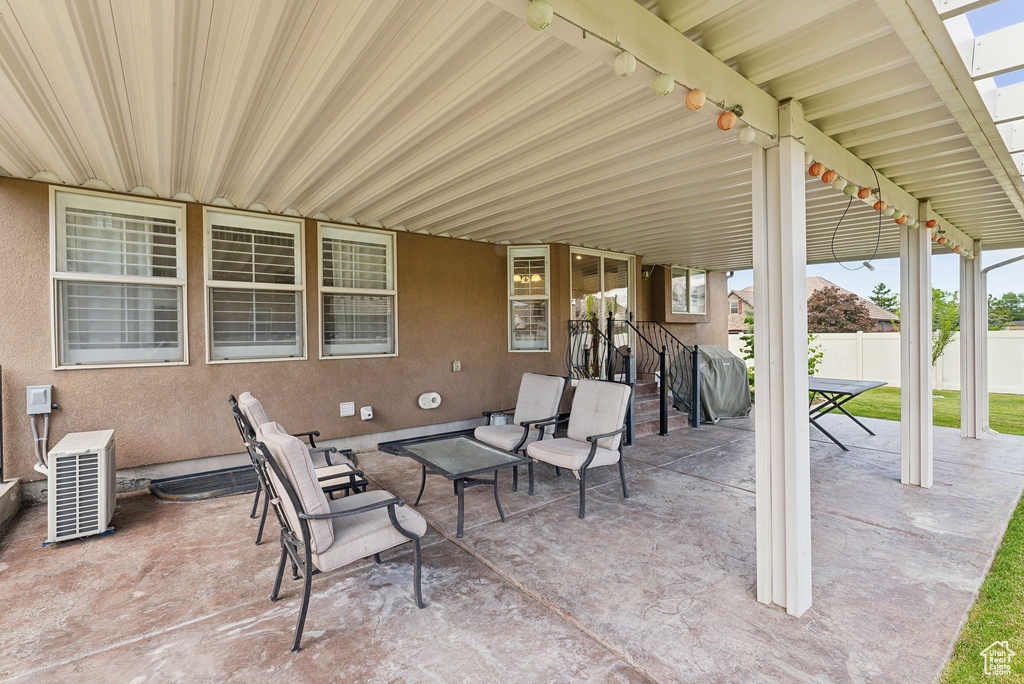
204,208,305,363
318,223,397,358
50,187,187,369
730,299,739,314
508,246,550,352
671,267,706,314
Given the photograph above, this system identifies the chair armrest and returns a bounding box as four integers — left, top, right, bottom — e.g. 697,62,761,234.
317,469,365,483
530,415,569,429
291,430,321,448
482,408,516,418
299,496,404,520
309,446,338,456
585,426,627,443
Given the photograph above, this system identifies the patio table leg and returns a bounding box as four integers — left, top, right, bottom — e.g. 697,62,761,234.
528,460,535,496
833,398,876,435
493,471,506,523
456,478,465,538
414,465,427,506
810,417,848,451
512,465,518,492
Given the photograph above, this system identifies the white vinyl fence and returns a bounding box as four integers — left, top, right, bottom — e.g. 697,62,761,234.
727,330,1024,395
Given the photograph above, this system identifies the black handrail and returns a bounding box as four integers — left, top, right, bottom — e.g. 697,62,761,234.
622,319,669,436
566,313,635,445
632,319,702,429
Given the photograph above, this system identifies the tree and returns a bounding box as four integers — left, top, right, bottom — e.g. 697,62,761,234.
738,310,823,379
807,286,873,333
931,289,959,366
869,283,900,319
989,292,1024,330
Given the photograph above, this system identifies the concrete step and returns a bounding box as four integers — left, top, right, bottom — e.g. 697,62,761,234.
634,380,659,397
633,409,691,437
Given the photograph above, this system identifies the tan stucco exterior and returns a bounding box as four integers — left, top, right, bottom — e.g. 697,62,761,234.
641,265,729,347
0,177,724,482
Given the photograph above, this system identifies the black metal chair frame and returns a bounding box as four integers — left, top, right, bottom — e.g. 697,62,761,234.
480,374,571,492
247,436,425,652
526,381,633,518
228,395,368,545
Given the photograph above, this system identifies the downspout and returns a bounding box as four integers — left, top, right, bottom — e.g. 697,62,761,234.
978,254,1024,435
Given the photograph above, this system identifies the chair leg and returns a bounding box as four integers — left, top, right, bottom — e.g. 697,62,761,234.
555,466,562,478
291,560,300,580
374,552,382,564
578,468,587,519
528,460,535,496
270,544,287,602
618,455,629,499
255,489,270,546
512,465,518,492
291,557,313,652
250,486,261,519
412,538,425,609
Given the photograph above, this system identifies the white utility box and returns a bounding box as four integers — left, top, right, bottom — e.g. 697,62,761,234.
45,430,116,544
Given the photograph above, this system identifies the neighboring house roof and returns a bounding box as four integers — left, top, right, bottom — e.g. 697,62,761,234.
727,278,896,331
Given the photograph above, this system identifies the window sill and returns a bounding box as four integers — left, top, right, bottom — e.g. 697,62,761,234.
206,356,308,365
54,359,190,371
663,312,709,324
319,352,399,360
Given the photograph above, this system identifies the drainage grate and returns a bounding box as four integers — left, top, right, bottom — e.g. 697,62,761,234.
150,465,257,502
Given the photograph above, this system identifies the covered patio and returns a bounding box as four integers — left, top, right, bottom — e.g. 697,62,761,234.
2,415,1022,682
2,0,1024,678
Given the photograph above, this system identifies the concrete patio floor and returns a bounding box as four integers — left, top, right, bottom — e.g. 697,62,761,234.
1,415,1022,683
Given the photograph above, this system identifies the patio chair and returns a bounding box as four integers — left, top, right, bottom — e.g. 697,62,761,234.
526,379,632,518
253,423,427,652
475,373,568,491
229,394,366,545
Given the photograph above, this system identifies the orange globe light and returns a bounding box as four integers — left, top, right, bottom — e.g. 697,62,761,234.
926,219,937,228
821,170,837,184
717,111,737,130
857,187,871,200
685,89,706,111
873,201,886,212
953,245,961,253
931,232,939,242
808,162,824,177
895,215,908,225
937,236,948,245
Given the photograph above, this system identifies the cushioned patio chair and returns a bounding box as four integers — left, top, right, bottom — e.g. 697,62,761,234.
252,423,427,652
475,373,568,491
229,394,366,545
526,379,632,518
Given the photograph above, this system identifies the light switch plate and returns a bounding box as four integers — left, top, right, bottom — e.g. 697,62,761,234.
340,402,355,417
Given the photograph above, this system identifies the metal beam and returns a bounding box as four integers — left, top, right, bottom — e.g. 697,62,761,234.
960,240,986,438
993,82,1024,125
934,0,1000,20
753,101,812,618
969,22,1024,81
900,200,934,488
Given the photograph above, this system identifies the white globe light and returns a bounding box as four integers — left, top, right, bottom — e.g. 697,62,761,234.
805,152,814,166
526,0,553,30
614,51,636,78
882,205,895,217
736,127,756,145
831,177,846,191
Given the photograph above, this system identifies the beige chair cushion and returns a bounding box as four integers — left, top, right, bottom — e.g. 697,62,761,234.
512,373,565,436
474,424,533,452
238,392,271,431
316,462,360,489
312,490,427,573
526,437,619,470
567,379,631,450
258,424,334,554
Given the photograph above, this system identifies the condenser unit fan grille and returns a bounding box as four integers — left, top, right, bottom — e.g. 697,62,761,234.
53,452,100,538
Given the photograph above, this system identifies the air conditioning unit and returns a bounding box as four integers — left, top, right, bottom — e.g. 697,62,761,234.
45,430,116,544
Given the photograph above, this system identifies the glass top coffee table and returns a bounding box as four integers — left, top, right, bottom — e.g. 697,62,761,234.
379,431,527,538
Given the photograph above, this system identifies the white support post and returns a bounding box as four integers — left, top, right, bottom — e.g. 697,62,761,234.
960,240,986,438
753,100,812,618
900,202,934,488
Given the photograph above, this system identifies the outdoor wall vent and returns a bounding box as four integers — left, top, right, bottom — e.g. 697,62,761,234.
44,430,116,545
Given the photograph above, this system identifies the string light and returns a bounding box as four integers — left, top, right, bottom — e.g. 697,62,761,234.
614,51,636,78
831,177,846,191
685,89,706,111
526,0,553,30
717,111,737,130
808,162,824,177
821,169,838,184
874,200,886,212
857,187,871,200
843,183,858,196
653,73,675,96
736,126,756,144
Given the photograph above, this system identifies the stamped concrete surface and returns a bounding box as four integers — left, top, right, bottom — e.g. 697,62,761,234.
0,415,1021,683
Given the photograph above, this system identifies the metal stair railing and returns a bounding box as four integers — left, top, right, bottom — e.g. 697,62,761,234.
622,318,670,436
566,313,636,444
632,318,702,429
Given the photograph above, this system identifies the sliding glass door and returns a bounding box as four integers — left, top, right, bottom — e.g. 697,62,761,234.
570,248,634,378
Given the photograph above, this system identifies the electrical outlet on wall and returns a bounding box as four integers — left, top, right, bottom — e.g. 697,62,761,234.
340,402,355,417
452,360,461,372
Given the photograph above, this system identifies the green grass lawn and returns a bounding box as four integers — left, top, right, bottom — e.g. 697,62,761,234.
841,387,1024,681
841,387,1024,437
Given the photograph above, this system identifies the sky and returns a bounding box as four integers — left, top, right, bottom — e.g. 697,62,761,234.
726,2,1024,301
727,247,1024,300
